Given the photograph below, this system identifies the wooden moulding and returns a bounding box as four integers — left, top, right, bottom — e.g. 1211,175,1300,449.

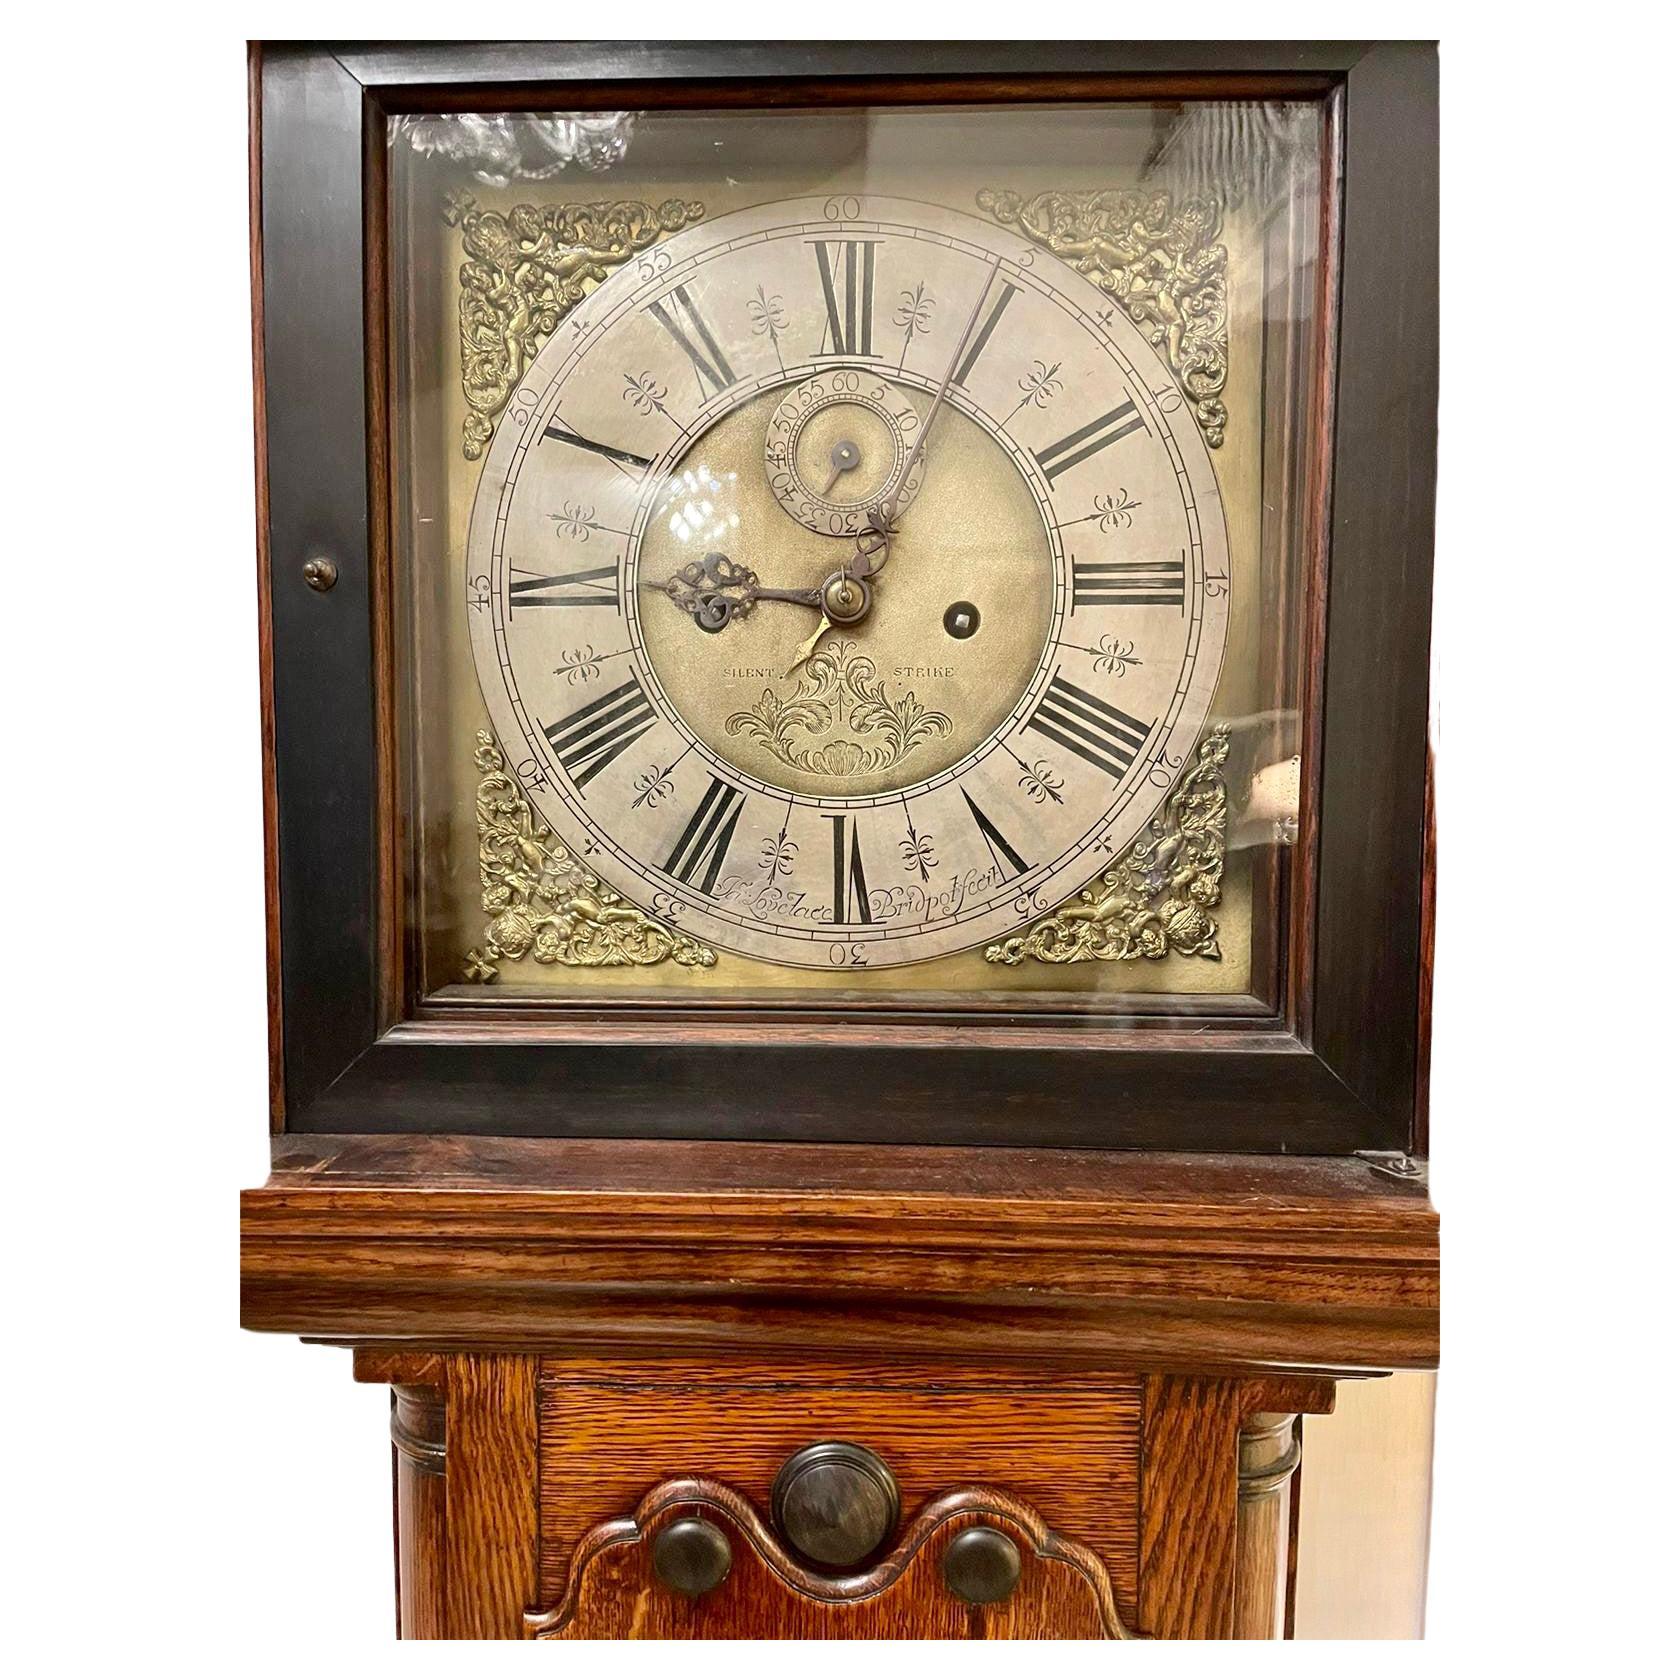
526,1478,1137,1640
243,1136,1437,1374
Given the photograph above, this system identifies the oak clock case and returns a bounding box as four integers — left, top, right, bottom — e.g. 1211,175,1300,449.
247,43,1440,1645
390,102,1324,1020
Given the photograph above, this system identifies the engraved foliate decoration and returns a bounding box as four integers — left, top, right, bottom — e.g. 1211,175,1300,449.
976,188,1229,448
451,196,706,459
724,638,952,779
464,731,715,980
986,726,1229,965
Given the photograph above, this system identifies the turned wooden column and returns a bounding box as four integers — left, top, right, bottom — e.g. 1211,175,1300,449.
1233,1412,1301,1639
390,1384,447,1639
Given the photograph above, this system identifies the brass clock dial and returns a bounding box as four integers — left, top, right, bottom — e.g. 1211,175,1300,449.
465,195,1230,968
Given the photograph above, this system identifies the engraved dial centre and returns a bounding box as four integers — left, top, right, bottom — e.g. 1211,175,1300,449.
641,387,1053,799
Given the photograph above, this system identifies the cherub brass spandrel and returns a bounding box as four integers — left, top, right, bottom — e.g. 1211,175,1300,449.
453,196,706,459
464,731,715,979
976,187,1229,447
985,726,1229,966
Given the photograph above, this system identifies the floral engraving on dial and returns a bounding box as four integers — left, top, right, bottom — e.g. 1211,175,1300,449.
892,282,935,369
453,196,706,459
985,725,1229,965
724,638,952,779
463,731,715,979
976,187,1228,447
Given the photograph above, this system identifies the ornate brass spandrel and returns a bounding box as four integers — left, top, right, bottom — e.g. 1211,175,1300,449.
977,187,1229,448
451,196,706,459
464,731,715,980
724,637,953,780
986,725,1229,966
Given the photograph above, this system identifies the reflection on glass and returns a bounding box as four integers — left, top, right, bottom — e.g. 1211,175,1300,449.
388,101,1331,1015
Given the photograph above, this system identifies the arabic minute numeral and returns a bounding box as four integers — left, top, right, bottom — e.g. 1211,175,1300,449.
513,756,550,792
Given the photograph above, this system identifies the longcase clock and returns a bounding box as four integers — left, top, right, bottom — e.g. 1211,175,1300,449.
241,40,1440,1641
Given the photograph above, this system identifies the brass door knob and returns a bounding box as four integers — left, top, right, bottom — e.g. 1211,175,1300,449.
771,1442,900,1569
652,1517,733,1597
942,1526,1021,1604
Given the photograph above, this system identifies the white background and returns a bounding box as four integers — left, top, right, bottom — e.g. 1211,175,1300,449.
5,6,1670,1668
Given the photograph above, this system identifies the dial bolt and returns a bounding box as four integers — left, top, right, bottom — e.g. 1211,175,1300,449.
821,573,871,624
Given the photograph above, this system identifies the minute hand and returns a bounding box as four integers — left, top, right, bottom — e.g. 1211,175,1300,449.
870,254,1004,536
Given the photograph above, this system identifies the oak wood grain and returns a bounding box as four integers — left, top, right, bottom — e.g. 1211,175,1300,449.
1233,1412,1300,1639
1138,1375,1242,1638
244,1138,1438,1372
443,1355,538,1638
529,1478,1136,1640
390,1385,447,1639
537,1357,1141,1620
352,1347,447,1388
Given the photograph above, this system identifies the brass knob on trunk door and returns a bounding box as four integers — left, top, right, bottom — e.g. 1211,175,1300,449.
771,1442,900,1569
942,1526,1021,1604
652,1518,732,1597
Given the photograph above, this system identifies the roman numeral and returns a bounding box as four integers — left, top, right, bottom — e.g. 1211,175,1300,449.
1025,673,1153,782
662,777,746,896
952,281,1020,386
543,676,656,790
960,789,1029,877
540,422,653,476
509,564,619,610
827,815,873,925
812,239,881,357
646,284,736,397
1071,553,1185,609
1035,400,1147,482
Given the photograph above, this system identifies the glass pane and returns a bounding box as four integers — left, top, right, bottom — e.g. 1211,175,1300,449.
386,99,1330,1016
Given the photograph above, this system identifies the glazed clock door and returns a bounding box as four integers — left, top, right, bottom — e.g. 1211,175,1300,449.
252,53,1441,1153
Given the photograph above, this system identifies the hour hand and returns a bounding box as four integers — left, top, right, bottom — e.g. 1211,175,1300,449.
643,552,821,633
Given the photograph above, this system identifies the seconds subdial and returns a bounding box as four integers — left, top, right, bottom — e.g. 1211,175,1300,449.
763,369,926,535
